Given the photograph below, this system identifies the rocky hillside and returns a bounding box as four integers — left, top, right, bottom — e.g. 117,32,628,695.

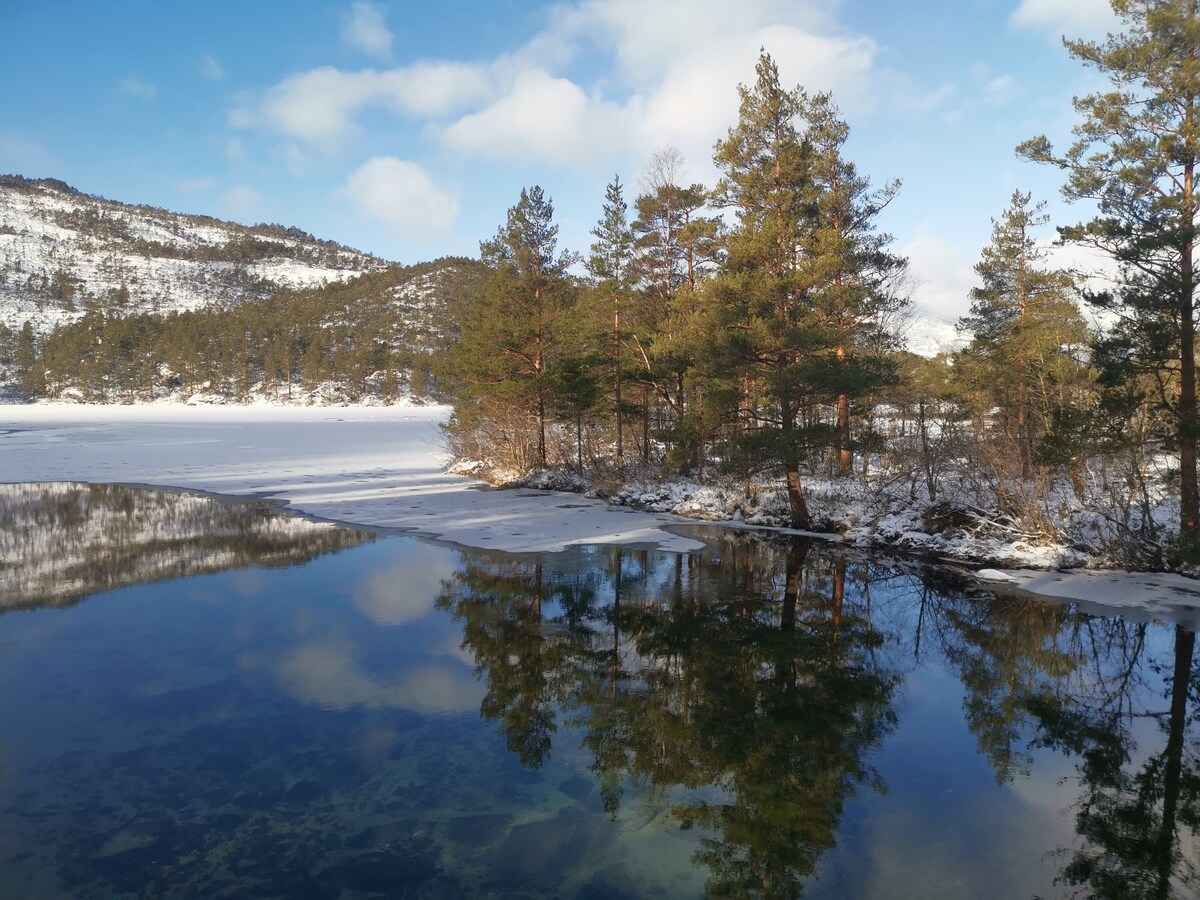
0,176,491,403
0,175,388,337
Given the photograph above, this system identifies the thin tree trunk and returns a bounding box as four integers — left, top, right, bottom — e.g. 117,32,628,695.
537,392,547,468
919,398,937,501
641,384,650,462
1179,154,1198,556
614,293,624,474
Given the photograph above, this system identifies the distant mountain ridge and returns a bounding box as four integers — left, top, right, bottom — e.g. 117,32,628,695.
0,175,961,404
0,174,389,338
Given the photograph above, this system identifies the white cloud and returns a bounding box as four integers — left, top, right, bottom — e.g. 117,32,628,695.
222,185,262,219
119,76,157,100
351,544,457,626
343,156,459,241
258,68,368,144
900,229,978,323
435,7,887,178
341,1,393,60
232,0,944,180
178,176,216,192
200,54,226,81
242,62,490,147
984,74,1016,105
1010,0,1119,39
557,0,836,84
274,638,482,713
439,68,630,169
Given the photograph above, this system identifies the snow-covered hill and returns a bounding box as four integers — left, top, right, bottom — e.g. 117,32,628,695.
0,175,389,337
901,311,966,358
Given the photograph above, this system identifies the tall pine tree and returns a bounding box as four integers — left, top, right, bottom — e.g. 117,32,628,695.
706,51,906,524
587,175,636,472
1019,0,1200,556
449,186,578,469
708,51,821,527
955,190,1091,476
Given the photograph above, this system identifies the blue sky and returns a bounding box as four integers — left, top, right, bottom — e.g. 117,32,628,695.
1,0,1119,321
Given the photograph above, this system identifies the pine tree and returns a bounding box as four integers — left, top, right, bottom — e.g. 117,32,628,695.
1018,0,1200,556
802,93,909,475
956,190,1092,475
706,51,823,526
630,148,723,471
449,186,579,469
706,51,905,524
587,175,636,472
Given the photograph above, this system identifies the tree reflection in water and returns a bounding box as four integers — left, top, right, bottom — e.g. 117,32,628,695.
922,584,1200,898
0,481,373,612
439,535,900,897
1024,623,1200,898
439,532,1200,898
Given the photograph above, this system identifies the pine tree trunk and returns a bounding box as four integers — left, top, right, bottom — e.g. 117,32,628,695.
837,391,852,475
1179,157,1198,557
537,394,547,468
614,296,624,474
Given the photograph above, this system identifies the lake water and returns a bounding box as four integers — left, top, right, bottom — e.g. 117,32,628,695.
0,484,1197,898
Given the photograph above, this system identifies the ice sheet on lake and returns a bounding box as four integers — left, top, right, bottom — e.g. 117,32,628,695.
993,568,1200,631
6,403,1199,616
0,403,705,554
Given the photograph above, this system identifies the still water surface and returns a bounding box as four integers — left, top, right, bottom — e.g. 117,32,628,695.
0,484,1197,898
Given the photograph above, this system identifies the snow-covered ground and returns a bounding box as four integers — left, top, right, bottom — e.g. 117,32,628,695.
979,567,1200,632
2,402,1197,624
0,403,705,554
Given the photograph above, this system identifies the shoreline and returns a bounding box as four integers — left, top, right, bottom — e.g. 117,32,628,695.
2,402,1198,627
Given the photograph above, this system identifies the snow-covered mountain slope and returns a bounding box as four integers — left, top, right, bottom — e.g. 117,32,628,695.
0,175,389,336
901,311,966,358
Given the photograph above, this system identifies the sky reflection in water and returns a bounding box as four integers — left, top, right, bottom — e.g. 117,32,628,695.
0,484,1196,898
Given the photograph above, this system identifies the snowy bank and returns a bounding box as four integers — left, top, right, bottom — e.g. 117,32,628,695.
982,568,1200,632
3,403,1198,622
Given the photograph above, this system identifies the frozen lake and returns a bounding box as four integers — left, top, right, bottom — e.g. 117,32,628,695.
3,403,1199,622
0,403,704,553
